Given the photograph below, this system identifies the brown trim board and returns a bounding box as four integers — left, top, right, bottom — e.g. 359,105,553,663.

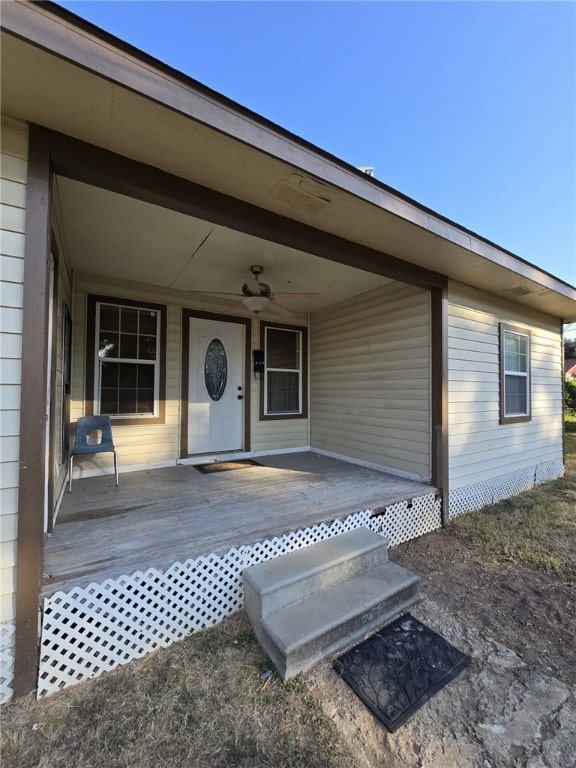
430,280,449,525
181,309,252,458
47,130,444,292
14,125,52,698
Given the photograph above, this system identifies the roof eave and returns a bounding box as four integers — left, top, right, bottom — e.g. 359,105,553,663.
2,0,575,320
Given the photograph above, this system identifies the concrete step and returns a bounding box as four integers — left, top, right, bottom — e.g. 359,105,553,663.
258,560,420,679
244,527,390,620
242,530,421,680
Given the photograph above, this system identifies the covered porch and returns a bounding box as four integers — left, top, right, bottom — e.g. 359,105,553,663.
43,451,439,597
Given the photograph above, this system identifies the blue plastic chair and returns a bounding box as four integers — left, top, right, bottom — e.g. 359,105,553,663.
68,415,119,492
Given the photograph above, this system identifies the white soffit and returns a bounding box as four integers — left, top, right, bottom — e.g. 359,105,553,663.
55,177,392,310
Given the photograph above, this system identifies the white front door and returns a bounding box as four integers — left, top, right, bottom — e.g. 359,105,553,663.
188,318,245,454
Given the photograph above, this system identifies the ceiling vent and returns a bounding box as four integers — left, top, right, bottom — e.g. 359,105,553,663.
504,286,536,297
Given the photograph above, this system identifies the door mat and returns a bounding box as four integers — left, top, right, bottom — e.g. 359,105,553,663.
194,460,262,474
333,613,470,732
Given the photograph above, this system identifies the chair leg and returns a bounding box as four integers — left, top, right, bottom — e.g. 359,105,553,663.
68,454,74,493
114,451,119,487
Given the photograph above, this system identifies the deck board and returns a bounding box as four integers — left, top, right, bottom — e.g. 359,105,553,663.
44,452,435,596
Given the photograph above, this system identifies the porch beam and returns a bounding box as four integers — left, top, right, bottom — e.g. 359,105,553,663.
47,130,445,291
430,280,449,524
14,124,52,697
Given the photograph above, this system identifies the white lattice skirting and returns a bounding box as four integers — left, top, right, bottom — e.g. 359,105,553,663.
38,492,441,698
449,458,565,518
0,621,16,705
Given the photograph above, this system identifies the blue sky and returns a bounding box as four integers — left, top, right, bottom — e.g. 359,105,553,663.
56,1,575,286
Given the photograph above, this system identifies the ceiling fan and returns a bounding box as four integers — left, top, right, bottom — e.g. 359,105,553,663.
190,265,320,317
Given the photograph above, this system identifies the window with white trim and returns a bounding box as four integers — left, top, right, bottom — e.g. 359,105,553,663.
261,323,307,418
500,323,531,424
87,296,166,422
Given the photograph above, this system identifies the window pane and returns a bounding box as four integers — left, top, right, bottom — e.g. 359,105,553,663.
120,307,139,334
139,310,158,335
118,389,137,414
100,388,118,414
101,362,119,388
266,329,299,369
137,389,155,414
267,371,299,413
137,364,155,388
505,374,527,415
139,335,157,360
99,304,119,332
119,363,138,387
99,332,118,358
204,338,228,401
504,332,527,373
120,333,138,359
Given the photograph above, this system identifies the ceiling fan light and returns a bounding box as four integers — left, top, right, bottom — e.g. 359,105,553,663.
241,295,270,314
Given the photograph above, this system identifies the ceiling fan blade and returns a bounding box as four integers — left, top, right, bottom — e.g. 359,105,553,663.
222,301,246,315
272,292,321,300
186,290,242,298
269,299,295,318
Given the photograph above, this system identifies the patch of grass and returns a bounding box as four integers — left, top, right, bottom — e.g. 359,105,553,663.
2,614,358,768
450,424,576,582
282,675,308,695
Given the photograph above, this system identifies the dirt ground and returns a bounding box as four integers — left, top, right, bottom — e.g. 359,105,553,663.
306,529,576,768
394,530,576,688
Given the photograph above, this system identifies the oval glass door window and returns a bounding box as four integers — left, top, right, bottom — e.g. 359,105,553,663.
204,338,228,401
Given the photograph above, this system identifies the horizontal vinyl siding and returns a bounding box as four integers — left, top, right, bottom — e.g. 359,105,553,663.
250,419,308,452
0,117,27,638
310,283,431,480
448,282,563,489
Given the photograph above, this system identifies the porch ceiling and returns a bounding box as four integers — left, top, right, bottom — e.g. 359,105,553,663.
54,176,392,312
2,4,575,320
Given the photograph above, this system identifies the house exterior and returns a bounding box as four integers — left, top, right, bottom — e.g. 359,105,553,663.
1,2,575,702
565,359,576,380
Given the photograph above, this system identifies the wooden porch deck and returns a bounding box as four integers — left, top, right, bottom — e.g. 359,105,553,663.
43,452,435,597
